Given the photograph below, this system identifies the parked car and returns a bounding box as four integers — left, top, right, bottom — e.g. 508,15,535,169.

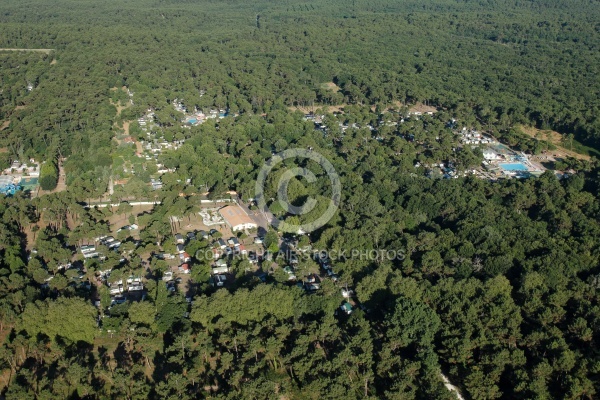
283,266,296,281
111,296,126,306
257,272,268,283
248,251,258,264
327,269,339,281
340,302,352,315
211,274,227,287
314,252,330,265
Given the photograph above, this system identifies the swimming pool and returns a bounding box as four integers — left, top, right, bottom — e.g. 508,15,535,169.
499,163,528,171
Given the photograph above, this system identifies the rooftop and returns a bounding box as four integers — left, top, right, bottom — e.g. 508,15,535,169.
0,175,14,186
219,205,255,228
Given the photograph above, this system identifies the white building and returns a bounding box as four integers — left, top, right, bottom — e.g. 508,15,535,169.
219,205,258,232
483,149,501,161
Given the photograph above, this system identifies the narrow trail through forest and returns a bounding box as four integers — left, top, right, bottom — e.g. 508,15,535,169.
440,373,465,400
0,48,54,54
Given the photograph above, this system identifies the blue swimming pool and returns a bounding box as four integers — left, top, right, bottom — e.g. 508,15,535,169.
500,163,528,171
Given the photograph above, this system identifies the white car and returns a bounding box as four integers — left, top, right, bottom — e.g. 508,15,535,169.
283,266,296,281
213,274,227,287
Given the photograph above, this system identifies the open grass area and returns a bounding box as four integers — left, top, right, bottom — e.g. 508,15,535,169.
571,140,600,159
519,125,598,160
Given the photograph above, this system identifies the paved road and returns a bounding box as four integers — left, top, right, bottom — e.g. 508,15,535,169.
235,196,274,234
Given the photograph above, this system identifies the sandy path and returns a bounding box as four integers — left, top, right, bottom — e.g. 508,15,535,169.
440,373,465,400
0,48,54,54
135,139,143,154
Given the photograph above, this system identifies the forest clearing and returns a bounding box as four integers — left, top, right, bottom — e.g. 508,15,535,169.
519,125,593,160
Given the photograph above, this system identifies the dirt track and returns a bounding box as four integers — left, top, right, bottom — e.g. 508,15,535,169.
0,48,54,54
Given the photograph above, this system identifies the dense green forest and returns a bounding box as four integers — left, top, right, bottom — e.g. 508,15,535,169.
0,0,599,399
1,0,599,171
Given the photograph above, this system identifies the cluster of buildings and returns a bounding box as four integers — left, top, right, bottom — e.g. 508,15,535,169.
166,228,244,287
0,159,41,195
81,244,100,259
125,110,183,191
108,275,144,297
307,112,548,182
305,108,439,141
126,88,134,105
98,235,122,250
81,234,128,261
97,271,145,307
452,126,544,180
0,175,20,195
456,128,497,145
174,232,192,267
477,142,544,178
173,98,229,127
157,205,261,287
92,234,145,306
305,114,376,136
137,110,185,152
419,161,476,180
2,159,40,176
212,235,248,260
